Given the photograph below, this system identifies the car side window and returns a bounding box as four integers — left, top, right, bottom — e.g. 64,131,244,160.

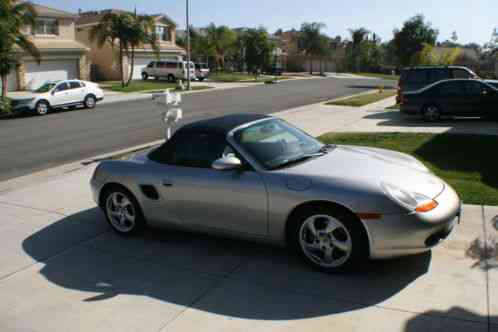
452,69,472,79
69,81,81,89
407,70,428,83
147,62,155,68
54,82,69,92
429,69,450,83
436,81,465,96
154,133,231,169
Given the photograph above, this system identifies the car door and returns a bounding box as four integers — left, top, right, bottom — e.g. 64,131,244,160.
432,81,466,116
463,81,491,117
50,82,71,106
68,81,85,104
155,132,268,236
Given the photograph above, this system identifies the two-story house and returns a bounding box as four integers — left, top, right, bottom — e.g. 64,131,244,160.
76,10,185,81
6,3,89,91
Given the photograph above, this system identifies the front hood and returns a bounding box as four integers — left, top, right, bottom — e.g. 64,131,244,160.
286,145,444,198
11,92,41,101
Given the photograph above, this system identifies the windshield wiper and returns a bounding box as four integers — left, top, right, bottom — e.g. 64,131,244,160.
271,152,325,170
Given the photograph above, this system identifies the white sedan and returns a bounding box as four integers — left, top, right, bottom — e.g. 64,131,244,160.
11,80,105,115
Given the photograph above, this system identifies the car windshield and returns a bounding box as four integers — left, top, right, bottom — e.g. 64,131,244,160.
233,119,331,170
34,82,57,93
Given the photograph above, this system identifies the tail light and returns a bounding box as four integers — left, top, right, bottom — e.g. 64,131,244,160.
397,86,404,104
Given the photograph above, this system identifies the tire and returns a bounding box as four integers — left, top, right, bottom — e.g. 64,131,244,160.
142,72,149,80
288,206,367,273
102,186,145,236
198,77,205,82
35,100,50,116
84,94,97,109
422,104,441,122
167,74,176,82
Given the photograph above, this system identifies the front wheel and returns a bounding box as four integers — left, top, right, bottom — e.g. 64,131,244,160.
84,94,97,109
35,100,50,116
289,207,367,272
142,72,149,80
103,187,145,236
422,104,441,122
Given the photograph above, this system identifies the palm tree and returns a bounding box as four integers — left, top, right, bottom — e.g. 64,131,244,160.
299,22,327,74
90,12,135,87
348,28,370,72
206,24,236,71
126,13,159,86
0,0,40,97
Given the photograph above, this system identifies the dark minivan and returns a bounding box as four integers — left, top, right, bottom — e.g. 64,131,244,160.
397,66,478,103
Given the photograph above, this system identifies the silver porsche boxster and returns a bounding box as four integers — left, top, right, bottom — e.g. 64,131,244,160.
90,113,461,272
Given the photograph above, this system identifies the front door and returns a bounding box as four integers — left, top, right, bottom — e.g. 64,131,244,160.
434,81,466,116
155,132,268,236
50,82,72,106
464,81,496,117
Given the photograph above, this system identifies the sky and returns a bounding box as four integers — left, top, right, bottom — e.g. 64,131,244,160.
39,0,497,45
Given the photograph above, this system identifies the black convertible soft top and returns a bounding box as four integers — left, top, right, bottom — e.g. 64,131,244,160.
177,113,271,136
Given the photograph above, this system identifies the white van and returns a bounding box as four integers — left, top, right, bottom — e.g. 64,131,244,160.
141,60,196,82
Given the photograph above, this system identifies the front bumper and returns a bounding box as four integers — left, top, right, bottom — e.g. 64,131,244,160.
365,183,461,259
90,178,105,207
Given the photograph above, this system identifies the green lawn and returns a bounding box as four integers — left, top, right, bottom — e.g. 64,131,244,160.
326,90,397,107
318,132,498,206
103,81,210,93
208,72,290,83
348,72,400,80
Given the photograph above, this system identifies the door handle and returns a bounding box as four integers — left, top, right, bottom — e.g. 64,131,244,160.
162,180,173,187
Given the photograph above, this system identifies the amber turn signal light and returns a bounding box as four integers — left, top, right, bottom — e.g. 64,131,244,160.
415,200,438,213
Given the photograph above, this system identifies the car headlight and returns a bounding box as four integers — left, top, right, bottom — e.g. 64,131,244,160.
381,182,438,213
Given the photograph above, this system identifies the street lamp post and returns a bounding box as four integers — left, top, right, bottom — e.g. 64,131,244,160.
186,0,191,91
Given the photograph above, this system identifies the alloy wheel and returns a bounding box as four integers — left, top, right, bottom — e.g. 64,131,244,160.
106,192,136,233
299,214,352,268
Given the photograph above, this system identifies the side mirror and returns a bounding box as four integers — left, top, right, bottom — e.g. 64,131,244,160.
212,156,242,171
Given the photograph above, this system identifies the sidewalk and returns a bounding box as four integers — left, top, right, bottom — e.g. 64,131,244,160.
276,95,498,136
0,162,496,332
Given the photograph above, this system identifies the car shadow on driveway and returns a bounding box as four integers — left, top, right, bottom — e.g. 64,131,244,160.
403,307,497,331
22,207,431,321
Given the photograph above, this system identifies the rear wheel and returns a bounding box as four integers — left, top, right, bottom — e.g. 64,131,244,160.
84,94,97,109
167,74,176,82
102,187,145,236
35,100,49,116
288,206,367,273
422,104,441,122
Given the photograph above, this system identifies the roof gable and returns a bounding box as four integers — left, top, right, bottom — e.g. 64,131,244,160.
29,2,78,19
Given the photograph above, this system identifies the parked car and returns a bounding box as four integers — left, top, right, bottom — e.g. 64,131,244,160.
397,66,478,103
10,80,104,116
91,113,461,272
270,64,283,76
400,79,498,121
484,79,498,89
195,63,210,81
141,60,196,82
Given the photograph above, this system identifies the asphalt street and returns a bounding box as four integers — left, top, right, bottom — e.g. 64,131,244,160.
0,77,395,181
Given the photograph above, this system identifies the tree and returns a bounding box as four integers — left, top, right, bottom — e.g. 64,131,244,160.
299,22,328,74
345,28,370,72
451,31,458,43
126,13,158,86
243,28,275,74
205,24,236,71
0,0,40,97
90,12,156,87
412,43,462,65
392,15,438,66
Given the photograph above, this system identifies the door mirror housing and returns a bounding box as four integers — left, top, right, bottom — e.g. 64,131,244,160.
212,156,242,171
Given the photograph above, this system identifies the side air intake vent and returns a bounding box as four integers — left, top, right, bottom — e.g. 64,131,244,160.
140,185,159,200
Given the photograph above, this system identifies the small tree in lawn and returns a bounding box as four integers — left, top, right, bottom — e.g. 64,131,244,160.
392,15,438,67
90,12,135,88
206,24,236,71
299,22,327,74
243,28,275,77
126,13,159,86
0,0,40,97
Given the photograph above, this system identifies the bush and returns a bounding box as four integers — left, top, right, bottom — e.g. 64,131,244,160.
0,97,12,116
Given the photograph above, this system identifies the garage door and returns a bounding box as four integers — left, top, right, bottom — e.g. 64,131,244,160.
0,71,18,92
25,59,78,90
130,58,151,80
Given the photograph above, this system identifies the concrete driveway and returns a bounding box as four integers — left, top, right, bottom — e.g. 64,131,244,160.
0,165,497,332
277,96,498,137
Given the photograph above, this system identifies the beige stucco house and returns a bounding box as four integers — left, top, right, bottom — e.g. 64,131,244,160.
5,3,89,91
76,10,185,81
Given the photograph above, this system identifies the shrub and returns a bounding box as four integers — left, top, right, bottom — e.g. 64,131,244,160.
0,97,12,116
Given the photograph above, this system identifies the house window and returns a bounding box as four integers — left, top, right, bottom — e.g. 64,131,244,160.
155,26,171,41
35,18,59,35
